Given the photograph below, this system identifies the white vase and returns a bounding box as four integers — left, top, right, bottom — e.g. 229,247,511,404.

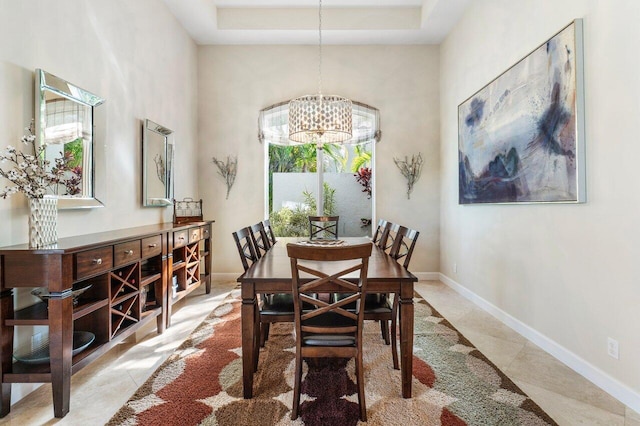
29,195,58,248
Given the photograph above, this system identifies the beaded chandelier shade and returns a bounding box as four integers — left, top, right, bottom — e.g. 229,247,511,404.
289,95,352,144
288,0,353,145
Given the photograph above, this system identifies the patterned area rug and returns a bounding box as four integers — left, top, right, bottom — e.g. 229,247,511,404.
108,288,557,425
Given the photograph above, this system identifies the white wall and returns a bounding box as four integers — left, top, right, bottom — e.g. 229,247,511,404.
440,0,640,409
0,0,198,403
0,0,199,247
199,45,440,275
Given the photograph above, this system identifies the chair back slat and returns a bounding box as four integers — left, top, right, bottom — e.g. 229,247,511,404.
308,215,339,240
232,227,258,272
250,222,271,258
389,225,420,269
376,220,394,250
372,219,388,244
263,219,277,246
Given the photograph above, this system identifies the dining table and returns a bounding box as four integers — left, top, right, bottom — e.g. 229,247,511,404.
237,237,418,399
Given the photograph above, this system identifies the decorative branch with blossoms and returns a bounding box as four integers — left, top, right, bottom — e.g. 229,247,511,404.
0,121,82,199
0,121,53,199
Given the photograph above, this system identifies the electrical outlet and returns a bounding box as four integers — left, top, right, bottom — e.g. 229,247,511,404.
607,337,619,359
453,263,458,274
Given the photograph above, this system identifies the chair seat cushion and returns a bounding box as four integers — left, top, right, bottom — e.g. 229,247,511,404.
363,295,392,313
303,334,356,347
261,293,294,315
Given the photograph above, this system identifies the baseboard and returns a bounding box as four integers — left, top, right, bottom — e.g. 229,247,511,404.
438,273,640,414
413,272,440,281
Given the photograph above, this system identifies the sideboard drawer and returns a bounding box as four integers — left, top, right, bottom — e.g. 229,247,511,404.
75,246,113,280
174,230,188,248
114,240,141,267
201,226,210,239
142,235,162,258
188,227,202,243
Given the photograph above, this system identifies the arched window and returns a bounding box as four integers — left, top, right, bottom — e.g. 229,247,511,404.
258,101,380,238
258,101,381,146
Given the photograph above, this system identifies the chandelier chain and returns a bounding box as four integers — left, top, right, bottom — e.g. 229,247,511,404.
318,0,323,96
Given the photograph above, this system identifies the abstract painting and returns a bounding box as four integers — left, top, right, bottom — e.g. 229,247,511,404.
458,20,585,204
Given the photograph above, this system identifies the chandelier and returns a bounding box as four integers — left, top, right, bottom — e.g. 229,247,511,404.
288,0,352,145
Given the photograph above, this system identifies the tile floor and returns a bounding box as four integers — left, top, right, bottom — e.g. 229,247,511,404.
0,280,638,425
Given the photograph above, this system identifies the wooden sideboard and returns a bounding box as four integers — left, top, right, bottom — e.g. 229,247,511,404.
0,221,213,418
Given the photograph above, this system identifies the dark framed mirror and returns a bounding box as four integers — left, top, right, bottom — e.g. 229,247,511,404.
35,69,106,209
142,119,174,207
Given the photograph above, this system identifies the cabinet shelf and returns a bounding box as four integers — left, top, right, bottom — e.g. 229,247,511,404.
6,302,48,326
111,291,139,307
141,272,161,287
6,304,163,382
7,297,110,327
73,299,109,321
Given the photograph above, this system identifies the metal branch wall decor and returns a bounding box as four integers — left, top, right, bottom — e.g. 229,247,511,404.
394,153,423,199
212,155,238,200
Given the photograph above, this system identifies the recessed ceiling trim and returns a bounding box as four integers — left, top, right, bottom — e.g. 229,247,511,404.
217,8,421,30
162,0,471,45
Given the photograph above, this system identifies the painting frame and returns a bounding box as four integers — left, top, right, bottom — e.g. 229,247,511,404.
458,19,585,205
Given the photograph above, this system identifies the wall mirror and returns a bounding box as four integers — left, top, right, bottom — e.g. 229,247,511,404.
35,69,106,209
142,119,174,207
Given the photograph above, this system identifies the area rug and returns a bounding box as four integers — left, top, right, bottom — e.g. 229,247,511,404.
107,288,557,425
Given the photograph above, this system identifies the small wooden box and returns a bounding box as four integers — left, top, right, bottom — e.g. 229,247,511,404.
173,198,203,225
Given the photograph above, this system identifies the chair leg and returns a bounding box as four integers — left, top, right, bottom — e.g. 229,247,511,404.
380,320,390,345
356,352,367,422
260,322,270,347
391,294,399,370
291,353,302,420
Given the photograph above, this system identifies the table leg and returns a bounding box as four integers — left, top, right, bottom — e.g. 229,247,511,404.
48,294,73,417
241,284,257,398
399,281,414,398
0,290,14,417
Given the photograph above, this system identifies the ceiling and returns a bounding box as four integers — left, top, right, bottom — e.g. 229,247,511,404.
162,0,471,45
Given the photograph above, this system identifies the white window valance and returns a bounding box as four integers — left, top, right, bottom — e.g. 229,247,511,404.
258,100,381,146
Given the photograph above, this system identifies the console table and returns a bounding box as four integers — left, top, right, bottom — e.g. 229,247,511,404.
0,221,213,418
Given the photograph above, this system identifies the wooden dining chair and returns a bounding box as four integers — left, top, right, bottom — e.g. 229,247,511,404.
308,215,339,240
385,225,420,367
233,227,294,361
232,226,258,272
250,222,271,258
335,223,418,370
287,242,372,422
262,219,277,246
232,227,261,368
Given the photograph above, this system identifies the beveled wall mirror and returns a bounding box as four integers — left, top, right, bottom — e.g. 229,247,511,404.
35,69,106,209
142,119,174,207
